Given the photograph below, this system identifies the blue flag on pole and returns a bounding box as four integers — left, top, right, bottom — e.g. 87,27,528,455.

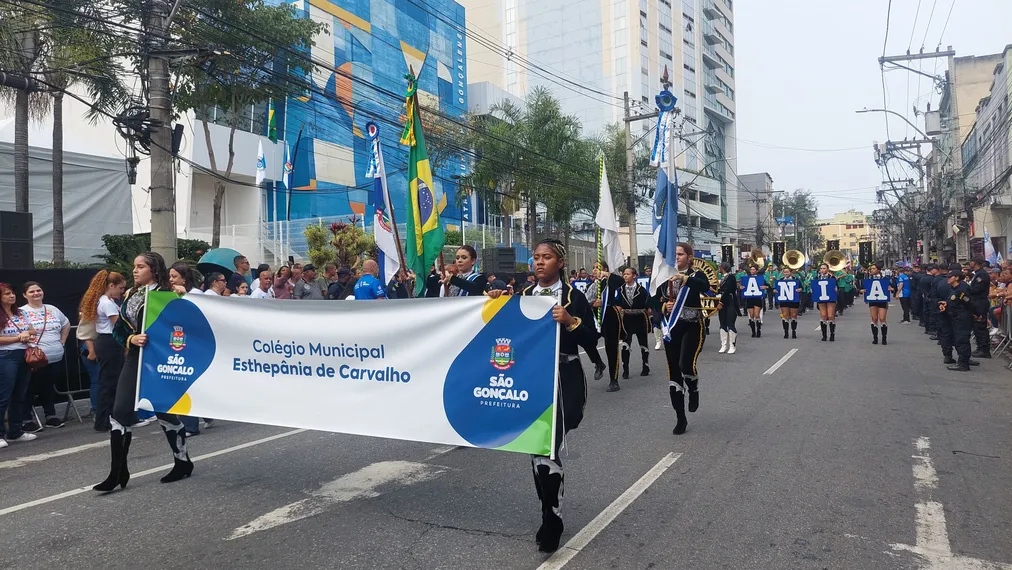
648,90,680,296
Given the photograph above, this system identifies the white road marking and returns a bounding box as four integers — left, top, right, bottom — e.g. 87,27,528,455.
814,324,822,331
228,460,443,540
0,440,108,470
763,349,798,375
0,428,306,517
537,452,681,570
888,437,1012,569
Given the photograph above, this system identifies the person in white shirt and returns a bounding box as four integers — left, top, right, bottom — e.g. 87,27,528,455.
204,272,226,295
79,270,127,432
19,282,71,432
250,270,275,299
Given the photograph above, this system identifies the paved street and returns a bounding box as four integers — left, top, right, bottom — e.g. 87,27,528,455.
2,307,1011,570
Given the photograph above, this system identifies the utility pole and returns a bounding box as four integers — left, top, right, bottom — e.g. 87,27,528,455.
147,0,177,261
623,91,658,265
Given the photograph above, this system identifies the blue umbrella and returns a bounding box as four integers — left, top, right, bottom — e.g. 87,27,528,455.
197,248,243,279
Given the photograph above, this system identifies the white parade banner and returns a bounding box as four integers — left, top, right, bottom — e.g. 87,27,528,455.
137,292,560,456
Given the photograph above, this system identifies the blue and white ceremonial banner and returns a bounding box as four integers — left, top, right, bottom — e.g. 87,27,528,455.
137,293,561,457
741,275,766,298
366,122,401,285
863,278,891,302
571,279,591,294
813,278,838,303
635,276,650,290
648,89,680,296
776,279,801,303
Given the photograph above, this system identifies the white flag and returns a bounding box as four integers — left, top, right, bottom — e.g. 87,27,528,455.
255,140,267,186
282,142,292,189
595,156,626,271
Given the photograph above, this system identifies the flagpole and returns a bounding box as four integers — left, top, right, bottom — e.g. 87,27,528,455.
407,65,447,277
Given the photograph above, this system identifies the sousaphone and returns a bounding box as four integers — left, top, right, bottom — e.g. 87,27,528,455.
748,247,766,270
783,249,806,270
690,258,721,318
823,250,846,272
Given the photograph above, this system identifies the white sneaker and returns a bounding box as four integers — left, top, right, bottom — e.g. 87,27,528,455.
133,416,157,427
9,433,37,443
0,439,8,449
989,327,1002,336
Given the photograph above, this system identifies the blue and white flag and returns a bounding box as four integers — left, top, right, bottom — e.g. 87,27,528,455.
649,90,680,296
984,226,1001,266
255,140,267,186
282,142,292,190
366,122,401,285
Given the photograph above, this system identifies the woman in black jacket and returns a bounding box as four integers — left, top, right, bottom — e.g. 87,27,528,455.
617,267,650,377
93,252,194,492
716,262,739,354
488,238,596,553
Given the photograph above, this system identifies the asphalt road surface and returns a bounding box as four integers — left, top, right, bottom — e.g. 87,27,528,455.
2,306,1010,569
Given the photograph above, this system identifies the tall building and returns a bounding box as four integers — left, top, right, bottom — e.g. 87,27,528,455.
737,172,774,250
460,0,739,255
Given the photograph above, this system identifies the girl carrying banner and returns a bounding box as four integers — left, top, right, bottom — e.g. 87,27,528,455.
739,264,768,337
490,238,596,553
815,263,838,342
94,252,194,493
777,267,803,339
658,243,711,435
858,262,894,345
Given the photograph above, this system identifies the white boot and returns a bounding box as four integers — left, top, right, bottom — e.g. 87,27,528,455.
727,331,738,354
718,329,728,353
653,327,663,350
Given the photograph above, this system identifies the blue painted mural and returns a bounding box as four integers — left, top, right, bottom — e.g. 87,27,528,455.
267,0,469,226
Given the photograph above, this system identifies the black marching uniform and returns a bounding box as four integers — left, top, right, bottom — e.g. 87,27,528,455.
617,281,650,377
95,285,193,492
589,274,626,391
447,270,488,297
941,280,974,370
910,269,922,319
520,281,596,552
925,273,941,336
658,268,710,434
968,267,991,357
936,276,955,356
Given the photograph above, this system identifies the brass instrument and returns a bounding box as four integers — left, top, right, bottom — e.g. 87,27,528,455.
686,258,721,318
823,250,847,272
748,247,765,270
783,249,806,270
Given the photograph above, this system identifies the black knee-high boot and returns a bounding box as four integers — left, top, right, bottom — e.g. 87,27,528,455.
621,346,630,379
686,377,699,413
881,324,888,345
756,320,762,338
749,319,756,337
782,319,789,338
93,430,128,492
829,321,836,341
160,420,194,483
120,431,132,488
669,385,687,434
820,321,828,341
640,348,650,376
791,319,798,339
871,323,879,344
532,457,564,553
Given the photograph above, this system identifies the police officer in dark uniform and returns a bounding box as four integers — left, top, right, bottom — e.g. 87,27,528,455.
967,257,992,358
939,267,977,371
910,265,923,320
925,265,941,339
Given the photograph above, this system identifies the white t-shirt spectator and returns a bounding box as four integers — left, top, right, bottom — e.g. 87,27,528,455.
250,286,274,299
20,304,70,362
204,289,220,296
96,295,119,334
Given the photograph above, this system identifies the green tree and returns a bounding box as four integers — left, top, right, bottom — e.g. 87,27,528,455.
773,189,823,254
172,0,325,248
460,87,597,250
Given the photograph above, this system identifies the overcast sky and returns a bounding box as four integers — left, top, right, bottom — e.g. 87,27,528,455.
734,0,1012,220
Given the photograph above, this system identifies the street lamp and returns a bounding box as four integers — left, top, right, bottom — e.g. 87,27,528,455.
855,108,931,140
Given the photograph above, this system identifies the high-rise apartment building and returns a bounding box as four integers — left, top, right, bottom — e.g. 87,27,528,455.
461,0,739,255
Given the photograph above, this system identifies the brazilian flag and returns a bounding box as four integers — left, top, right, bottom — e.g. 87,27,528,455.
267,101,277,143
400,74,444,295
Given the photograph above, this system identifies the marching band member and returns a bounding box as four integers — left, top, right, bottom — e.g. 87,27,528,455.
442,245,488,297
816,263,838,342
778,267,802,339
491,238,595,553
740,264,767,337
586,263,625,392
716,262,738,354
859,263,894,345
94,253,193,492
659,243,710,435
618,268,650,378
